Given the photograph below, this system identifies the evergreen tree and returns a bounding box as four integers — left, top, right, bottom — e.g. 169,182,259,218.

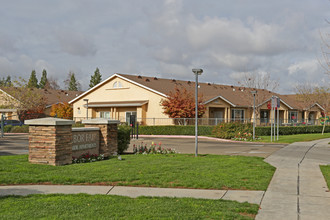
5,76,12,86
27,70,39,88
64,72,80,91
39,69,48,89
0,76,12,87
89,67,102,88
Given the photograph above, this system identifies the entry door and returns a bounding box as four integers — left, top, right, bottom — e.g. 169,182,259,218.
309,112,315,125
260,110,269,124
214,111,224,124
126,112,137,124
214,111,223,119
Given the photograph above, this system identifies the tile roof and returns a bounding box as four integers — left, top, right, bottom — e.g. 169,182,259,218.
117,73,300,109
0,87,83,107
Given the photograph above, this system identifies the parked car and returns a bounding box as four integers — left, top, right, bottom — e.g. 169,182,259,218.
0,120,23,128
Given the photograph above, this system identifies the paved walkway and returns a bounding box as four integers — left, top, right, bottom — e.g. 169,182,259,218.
256,138,330,220
0,185,264,205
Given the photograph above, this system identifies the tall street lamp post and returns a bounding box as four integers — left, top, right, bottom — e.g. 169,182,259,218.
192,68,203,157
251,91,257,140
83,99,89,119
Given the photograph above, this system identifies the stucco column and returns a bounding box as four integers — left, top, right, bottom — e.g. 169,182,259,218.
25,118,74,166
83,118,120,157
228,108,231,122
114,108,117,120
304,111,308,123
224,107,228,122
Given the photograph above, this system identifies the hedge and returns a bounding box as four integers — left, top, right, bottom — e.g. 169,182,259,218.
137,125,213,136
256,125,330,136
137,125,330,137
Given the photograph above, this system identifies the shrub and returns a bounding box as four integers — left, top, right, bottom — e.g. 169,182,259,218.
138,125,213,135
3,125,13,133
133,142,177,154
212,123,253,140
72,123,85,127
72,152,105,164
117,125,131,154
10,125,29,133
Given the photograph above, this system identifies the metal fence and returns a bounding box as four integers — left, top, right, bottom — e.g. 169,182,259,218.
72,117,330,126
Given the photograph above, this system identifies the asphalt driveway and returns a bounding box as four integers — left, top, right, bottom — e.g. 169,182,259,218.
0,134,286,158
0,134,29,156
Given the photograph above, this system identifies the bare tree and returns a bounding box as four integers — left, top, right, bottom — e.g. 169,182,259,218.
295,83,330,134
236,72,279,120
237,72,279,92
45,77,61,90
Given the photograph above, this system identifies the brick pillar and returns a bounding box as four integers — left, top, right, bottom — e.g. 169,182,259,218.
82,118,120,157
25,118,74,166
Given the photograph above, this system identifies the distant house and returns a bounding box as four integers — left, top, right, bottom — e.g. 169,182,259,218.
0,87,83,120
69,73,325,126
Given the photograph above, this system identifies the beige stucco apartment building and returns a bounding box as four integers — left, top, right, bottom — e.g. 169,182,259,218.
69,73,325,126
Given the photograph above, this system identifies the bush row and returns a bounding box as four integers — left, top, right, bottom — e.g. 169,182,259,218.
256,125,330,136
2,125,29,133
137,125,213,136
137,124,330,137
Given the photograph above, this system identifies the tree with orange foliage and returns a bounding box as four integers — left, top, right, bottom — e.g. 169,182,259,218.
50,102,73,119
160,87,206,124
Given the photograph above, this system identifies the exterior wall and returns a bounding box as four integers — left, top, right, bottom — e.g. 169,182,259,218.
72,76,170,125
0,91,18,120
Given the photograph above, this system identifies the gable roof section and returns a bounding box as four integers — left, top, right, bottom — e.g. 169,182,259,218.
69,73,167,104
257,95,294,110
204,95,236,107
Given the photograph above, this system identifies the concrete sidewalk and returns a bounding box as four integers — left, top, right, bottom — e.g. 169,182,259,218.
0,185,264,205
256,138,330,220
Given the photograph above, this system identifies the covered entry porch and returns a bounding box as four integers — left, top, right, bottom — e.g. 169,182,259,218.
85,100,148,125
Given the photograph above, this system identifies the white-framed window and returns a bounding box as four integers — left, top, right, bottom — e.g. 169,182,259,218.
100,111,110,119
231,109,245,122
289,111,298,123
113,81,123,88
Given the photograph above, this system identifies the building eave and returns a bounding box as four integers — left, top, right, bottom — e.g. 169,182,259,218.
204,95,236,107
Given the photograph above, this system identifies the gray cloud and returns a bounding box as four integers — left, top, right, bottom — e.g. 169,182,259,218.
55,29,97,57
0,0,328,93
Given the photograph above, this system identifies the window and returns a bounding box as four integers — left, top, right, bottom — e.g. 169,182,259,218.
289,111,298,123
231,109,244,122
113,81,123,88
100,111,110,119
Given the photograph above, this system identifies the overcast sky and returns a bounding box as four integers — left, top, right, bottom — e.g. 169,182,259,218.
0,0,329,93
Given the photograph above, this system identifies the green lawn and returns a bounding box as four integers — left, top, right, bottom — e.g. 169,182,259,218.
0,194,258,220
0,154,275,190
320,165,330,190
256,133,330,144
